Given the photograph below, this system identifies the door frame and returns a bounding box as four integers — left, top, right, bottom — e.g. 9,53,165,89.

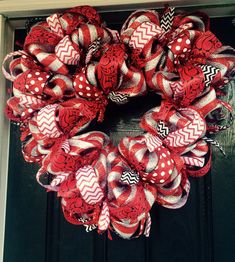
0,1,235,262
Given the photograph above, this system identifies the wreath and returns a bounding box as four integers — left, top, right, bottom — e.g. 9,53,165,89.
2,5,234,239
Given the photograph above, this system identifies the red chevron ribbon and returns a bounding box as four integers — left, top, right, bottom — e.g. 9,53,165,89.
129,21,163,50
76,165,104,205
47,14,64,38
181,156,205,167
55,35,80,65
19,95,45,108
50,172,70,187
144,134,162,152
165,108,206,148
37,104,62,138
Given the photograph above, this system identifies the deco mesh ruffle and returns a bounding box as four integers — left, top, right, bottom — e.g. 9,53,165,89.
2,5,235,239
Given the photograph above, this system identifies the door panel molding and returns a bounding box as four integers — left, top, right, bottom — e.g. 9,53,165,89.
0,16,13,262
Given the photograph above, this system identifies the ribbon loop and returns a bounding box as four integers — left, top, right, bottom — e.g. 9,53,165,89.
76,165,104,205
55,35,81,65
47,13,64,38
37,104,62,138
129,22,164,50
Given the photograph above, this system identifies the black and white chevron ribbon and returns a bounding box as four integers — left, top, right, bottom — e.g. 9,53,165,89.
85,37,101,64
200,64,220,88
78,217,97,232
85,224,97,232
203,136,226,156
120,171,140,185
160,7,175,33
108,92,129,104
217,113,234,131
157,120,169,139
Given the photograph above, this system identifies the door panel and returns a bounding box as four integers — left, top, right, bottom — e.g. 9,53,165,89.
4,125,47,262
210,17,235,262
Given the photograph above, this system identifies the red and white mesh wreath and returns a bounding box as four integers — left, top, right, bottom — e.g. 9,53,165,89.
2,5,234,239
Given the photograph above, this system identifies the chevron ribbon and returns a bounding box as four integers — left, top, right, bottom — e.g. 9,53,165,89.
160,7,175,33
170,81,184,101
51,172,70,187
144,134,162,152
85,37,101,64
165,108,205,147
55,35,80,65
77,217,97,232
108,92,129,104
129,21,164,50
47,14,64,38
200,64,220,88
98,201,110,231
37,104,62,138
19,95,44,108
120,171,140,185
76,165,104,205
144,213,151,237
157,120,169,139
202,136,226,155
85,224,97,232
181,156,205,167
61,140,70,153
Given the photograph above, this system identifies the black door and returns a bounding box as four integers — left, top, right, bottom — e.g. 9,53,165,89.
3,13,235,262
